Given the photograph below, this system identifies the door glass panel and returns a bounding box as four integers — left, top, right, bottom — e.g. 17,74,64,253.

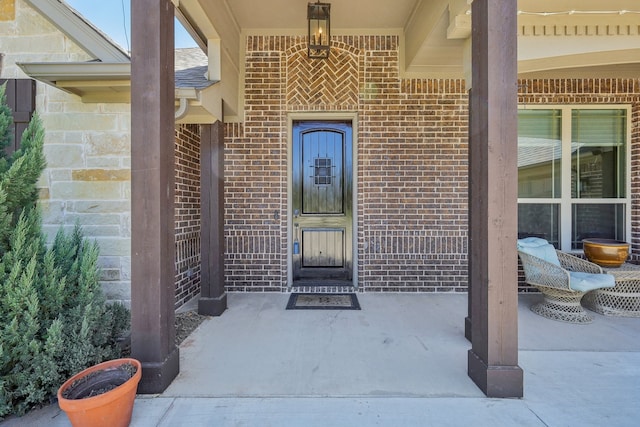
314,157,333,185
571,109,626,198
302,129,344,214
572,203,625,249
518,203,560,247
518,109,562,198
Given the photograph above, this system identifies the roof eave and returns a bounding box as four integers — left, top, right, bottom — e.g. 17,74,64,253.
24,0,130,62
18,62,221,123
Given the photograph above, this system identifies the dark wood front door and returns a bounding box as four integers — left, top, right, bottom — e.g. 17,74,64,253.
292,121,353,282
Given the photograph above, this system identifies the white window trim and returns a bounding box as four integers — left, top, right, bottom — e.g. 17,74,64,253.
517,104,632,252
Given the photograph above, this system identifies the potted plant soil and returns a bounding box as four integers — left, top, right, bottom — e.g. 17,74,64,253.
57,358,142,427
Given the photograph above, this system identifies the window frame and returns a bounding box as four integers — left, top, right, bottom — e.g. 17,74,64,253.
517,104,632,253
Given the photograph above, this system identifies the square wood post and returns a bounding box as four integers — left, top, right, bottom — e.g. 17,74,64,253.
465,88,473,343
130,0,179,393
467,0,523,398
199,121,228,316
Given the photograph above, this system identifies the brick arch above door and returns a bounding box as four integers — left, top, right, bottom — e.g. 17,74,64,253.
285,42,361,110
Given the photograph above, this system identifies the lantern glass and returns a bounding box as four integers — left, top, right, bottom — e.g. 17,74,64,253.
307,2,330,59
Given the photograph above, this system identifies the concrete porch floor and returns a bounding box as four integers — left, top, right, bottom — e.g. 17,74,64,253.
4,293,640,426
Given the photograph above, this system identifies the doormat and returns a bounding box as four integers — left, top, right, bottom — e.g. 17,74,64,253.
286,293,360,310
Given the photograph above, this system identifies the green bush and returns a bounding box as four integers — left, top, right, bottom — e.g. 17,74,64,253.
0,83,130,418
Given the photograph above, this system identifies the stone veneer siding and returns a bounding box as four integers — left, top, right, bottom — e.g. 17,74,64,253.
174,124,202,307
3,2,204,308
1,0,132,303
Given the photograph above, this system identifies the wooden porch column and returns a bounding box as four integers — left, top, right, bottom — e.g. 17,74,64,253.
199,121,228,316
465,90,473,343
467,0,523,397
130,0,179,393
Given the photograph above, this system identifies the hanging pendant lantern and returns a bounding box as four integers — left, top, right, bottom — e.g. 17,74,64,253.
307,2,331,59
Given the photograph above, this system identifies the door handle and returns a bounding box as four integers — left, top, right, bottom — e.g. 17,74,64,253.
293,222,300,254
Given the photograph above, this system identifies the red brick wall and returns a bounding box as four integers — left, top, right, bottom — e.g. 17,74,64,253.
225,35,469,292
360,78,468,292
224,121,284,292
225,34,640,292
174,124,202,306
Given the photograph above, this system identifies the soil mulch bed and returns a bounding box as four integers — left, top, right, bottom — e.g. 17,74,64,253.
61,363,138,399
175,310,208,345
119,310,208,356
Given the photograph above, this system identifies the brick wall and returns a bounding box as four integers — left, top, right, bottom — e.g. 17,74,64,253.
226,35,469,292
360,77,468,292
228,35,640,293
174,124,202,306
224,121,285,292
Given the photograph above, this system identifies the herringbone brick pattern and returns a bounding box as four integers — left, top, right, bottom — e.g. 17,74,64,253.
286,47,359,108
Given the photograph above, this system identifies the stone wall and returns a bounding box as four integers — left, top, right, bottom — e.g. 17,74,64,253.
1,0,132,304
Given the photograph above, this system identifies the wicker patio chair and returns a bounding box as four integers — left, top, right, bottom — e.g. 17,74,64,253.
517,237,615,323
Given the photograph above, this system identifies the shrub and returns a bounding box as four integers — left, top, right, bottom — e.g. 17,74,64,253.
0,83,130,418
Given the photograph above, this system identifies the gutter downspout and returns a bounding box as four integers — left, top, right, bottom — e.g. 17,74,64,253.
175,97,190,120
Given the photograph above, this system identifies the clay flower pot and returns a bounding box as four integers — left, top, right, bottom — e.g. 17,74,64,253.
57,358,141,427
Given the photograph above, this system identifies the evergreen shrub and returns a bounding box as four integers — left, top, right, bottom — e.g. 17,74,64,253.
0,83,130,418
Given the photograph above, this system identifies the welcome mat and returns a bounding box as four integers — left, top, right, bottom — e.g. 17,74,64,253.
286,293,361,310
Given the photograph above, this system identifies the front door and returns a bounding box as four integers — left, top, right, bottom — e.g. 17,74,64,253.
292,121,353,282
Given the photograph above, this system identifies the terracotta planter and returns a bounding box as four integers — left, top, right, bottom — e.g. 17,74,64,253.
57,358,141,427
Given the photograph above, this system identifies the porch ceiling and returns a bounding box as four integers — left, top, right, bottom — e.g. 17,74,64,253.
177,0,640,80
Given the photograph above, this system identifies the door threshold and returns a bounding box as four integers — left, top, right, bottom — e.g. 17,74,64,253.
291,279,356,293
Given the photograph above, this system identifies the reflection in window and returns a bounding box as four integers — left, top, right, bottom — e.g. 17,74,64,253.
518,203,560,248
572,204,626,249
571,110,626,199
314,157,333,185
518,110,562,198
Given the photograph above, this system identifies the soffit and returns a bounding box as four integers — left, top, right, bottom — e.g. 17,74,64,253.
180,0,640,77
16,62,132,103
228,0,418,29
519,63,640,79
17,55,220,123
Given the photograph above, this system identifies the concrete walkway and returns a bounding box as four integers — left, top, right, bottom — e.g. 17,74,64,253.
3,293,640,426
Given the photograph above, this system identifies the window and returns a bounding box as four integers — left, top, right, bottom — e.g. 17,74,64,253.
313,157,333,185
517,106,629,251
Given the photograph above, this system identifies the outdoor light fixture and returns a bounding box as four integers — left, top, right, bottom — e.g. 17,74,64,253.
307,1,331,59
